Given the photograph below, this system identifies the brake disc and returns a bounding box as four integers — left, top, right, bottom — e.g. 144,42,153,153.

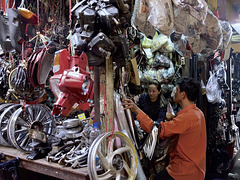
7,104,55,152
0,104,21,146
88,131,138,180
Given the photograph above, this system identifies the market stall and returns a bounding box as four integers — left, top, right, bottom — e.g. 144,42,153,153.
0,0,238,179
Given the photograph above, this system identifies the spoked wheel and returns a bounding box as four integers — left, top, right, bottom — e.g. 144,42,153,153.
0,103,13,113
7,104,55,152
9,67,46,103
88,131,138,180
0,104,21,146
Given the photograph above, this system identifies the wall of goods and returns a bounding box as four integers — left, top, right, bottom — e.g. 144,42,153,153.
0,0,238,179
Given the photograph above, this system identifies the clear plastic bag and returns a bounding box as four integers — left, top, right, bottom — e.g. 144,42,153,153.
219,20,233,50
147,0,174,36
173,4,203,36
187,34,205,54
157,60,175,80
199,10,223,55
152,52,171,68
166,102,175,120
171,33,191,58
185,10,223,56
132,0,156,37
201,79,206,95
172,0,208,23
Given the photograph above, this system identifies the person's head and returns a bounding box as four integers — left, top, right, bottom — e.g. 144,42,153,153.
148,79,161,102
174,77,200,103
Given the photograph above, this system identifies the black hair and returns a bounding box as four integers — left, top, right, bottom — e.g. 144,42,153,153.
177,77,200,102
149,79,161,91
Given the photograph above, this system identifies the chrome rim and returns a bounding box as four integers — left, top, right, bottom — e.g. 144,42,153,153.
88,131,138,180
0,104,21,146
7,104,54,152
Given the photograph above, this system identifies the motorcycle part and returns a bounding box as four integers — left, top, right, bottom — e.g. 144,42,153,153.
27,142,52,160
96,5,119,35
0,10,14,52
63,118,83,129
88,131,138,180
18,8,40,25
5,8,26,53
52,66,93,116
7,104,54,152
8,67,47,103
142,124,159,160
88,32,115,58
37,49,55,85
0,65,9,99
0,104,21,146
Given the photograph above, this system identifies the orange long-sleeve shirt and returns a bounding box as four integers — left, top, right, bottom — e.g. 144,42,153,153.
136,104,206,180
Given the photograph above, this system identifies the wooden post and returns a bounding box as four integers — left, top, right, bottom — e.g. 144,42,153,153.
105,56,114,132
94,67,100,123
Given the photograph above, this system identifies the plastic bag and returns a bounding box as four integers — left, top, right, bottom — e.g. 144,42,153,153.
157,59,175,80
187,34,206,54
236,109,240,123
219,20,233,50
166,102,175,120
201,79,206,95
161,38,174,52
152,52,171,68
206,71,222,103
143,48,153,59
199,10,223,55
147,0,174,36
171,33,191,58
185,10,223,56
132,0,156,37
151,33,168,52
172,0,208,23
173,4,203,36
142,34,153,48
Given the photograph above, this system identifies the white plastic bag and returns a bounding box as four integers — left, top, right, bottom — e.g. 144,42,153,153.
206,71,222,103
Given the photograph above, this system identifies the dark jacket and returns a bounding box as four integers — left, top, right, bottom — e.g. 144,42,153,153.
138,93,167,123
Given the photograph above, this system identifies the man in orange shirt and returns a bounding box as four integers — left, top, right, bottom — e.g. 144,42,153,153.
122,77,206,180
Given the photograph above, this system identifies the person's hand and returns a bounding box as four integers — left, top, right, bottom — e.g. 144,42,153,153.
122,99,141,115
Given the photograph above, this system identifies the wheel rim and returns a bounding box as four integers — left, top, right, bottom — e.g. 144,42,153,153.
88,131,138,180
0,103,13,112
7,104,55,152
0,104,21,146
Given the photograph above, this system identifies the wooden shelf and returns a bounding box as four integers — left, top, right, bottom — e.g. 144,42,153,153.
0,146,89,180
